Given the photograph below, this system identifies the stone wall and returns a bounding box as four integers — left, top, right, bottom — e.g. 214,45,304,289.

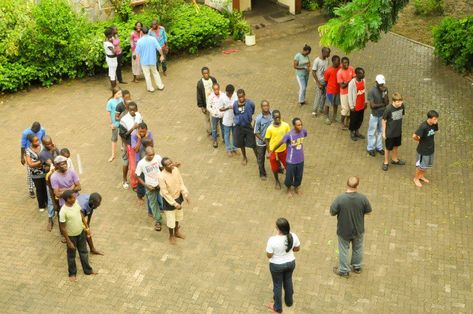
68,0,115,21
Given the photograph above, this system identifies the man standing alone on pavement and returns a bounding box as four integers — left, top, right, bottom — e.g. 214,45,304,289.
330,177,372,277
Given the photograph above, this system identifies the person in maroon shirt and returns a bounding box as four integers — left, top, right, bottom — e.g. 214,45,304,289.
323,55,341,125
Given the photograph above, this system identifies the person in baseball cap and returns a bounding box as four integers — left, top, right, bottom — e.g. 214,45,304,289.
366,74,389,157
54,155,68,164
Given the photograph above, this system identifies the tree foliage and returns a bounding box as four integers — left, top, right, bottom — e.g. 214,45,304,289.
318,0,409,53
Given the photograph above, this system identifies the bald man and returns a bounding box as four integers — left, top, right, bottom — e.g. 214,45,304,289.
39,135,60,231
135,146,164,232
330,177,372,277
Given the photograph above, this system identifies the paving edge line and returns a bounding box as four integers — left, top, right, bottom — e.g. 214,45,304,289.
389,31,434,49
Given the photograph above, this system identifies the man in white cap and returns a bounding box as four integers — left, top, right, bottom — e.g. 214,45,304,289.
50,155,81,206
366,75,389,157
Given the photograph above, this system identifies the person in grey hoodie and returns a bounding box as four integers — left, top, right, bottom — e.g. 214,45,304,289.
347,68,367,141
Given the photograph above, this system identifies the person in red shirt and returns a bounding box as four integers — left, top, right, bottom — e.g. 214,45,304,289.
337,57,356,130
323,55,341,125
348,68,367,141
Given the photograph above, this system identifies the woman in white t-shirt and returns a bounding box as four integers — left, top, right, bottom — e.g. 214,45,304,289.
265,218,300,313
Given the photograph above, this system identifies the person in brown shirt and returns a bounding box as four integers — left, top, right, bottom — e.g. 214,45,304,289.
159,157,190,245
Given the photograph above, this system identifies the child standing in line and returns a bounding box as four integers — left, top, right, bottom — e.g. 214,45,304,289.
381,92,405,171
412,110,439,187
60,148,75,171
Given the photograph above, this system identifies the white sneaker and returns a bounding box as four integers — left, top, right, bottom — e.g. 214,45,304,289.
122,182,129,189
39,208,45,212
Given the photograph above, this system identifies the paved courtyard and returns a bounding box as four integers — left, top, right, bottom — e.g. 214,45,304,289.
1,15,473,313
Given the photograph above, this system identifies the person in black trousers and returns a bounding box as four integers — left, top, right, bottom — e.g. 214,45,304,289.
265,218,301,313
24,134,48,211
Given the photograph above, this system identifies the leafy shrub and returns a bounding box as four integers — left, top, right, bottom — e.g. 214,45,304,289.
168,4,230,54
224,10,251,40
302,0,319,11
433,16,473,73
414,0,443,16
0,1,231,92
323,0,349,17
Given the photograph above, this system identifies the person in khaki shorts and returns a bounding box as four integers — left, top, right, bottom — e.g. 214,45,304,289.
159,157,190,245
337,57,355,130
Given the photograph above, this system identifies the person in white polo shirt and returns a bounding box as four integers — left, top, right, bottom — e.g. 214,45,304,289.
265,218,300,313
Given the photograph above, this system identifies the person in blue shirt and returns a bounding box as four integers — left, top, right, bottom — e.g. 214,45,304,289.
233,89,257,165
136,26,165,93
77,193,103,255
149,20,169,76
20,121,46,198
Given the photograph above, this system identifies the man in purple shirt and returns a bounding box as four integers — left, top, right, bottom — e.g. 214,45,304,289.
20,121,46,198
271,118,308,196
233,89,257,165
50,156,81,206
131,122,154,203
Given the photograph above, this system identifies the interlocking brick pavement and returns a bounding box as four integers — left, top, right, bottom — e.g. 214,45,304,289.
1,15,472,314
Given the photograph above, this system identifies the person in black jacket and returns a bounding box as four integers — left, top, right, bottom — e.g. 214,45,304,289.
196,67,217,136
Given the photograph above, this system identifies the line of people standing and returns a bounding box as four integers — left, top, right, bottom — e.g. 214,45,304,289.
196,67,309,197
20,122,103,281
299,45,440,185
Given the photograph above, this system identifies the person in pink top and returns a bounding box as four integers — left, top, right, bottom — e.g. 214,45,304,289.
111,26,127,84
337,57,356,130
130,22,144,83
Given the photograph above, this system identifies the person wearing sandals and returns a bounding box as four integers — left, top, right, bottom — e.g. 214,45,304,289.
136,147,163,232
412,110,439,187
106,87,123,162
381,92,406,171
265,218,300,313
103,27,118,89
130,22,144,83
159,157,190,245
331,176,372,277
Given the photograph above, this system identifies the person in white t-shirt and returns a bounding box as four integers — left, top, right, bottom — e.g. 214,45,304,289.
265,218,300,313
207,83,225,148
218,84,238,156
136,146,163,231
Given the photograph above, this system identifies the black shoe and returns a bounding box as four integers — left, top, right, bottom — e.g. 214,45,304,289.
382,163,389,171
29,191,36,199
350,132,358,141
377,149,385,155
352,267,362,274
367,150,376,157
119,81,128,84
333,266,349,278
356,133,365,139
391,159,406,165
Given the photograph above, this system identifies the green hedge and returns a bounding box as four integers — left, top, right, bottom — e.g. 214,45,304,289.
0,0,231,92
414,0,443,16
433,16,473,73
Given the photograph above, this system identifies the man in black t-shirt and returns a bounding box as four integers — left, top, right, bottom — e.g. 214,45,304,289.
381,92,405,171
412,110,439,187
330,177,372,277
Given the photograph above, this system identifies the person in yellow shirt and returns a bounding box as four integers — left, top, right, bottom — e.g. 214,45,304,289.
265,110,291,189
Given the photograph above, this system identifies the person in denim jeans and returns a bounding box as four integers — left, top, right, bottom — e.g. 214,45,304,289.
367,75,389,157
311,47,330,117
266,218,300,313
254,100,273,180
330,177,372,277
293,44,312,105
218,84,238,156
207,83,225,148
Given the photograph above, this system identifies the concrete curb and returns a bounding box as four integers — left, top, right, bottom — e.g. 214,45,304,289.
388,31,434,50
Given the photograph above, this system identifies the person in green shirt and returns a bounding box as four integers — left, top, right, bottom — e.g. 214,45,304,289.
293,44,312,106
59,190,96,281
